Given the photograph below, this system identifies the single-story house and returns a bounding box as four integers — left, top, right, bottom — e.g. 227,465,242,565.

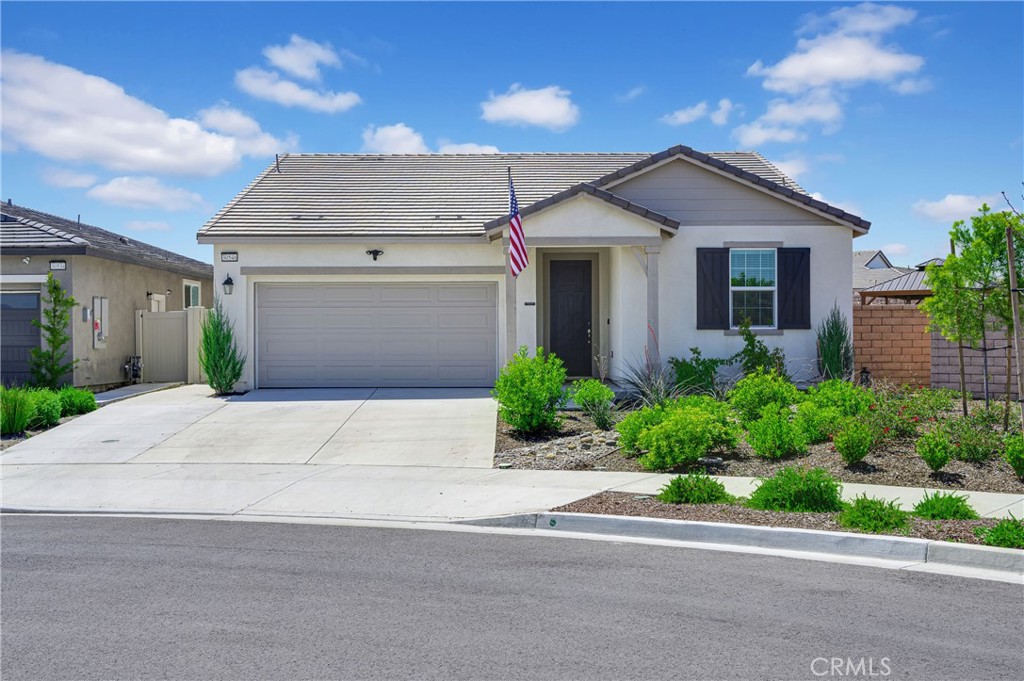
1,202,214,388
197,145,870,390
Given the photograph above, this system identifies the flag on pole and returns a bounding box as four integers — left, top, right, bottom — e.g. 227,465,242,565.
507,168,528,277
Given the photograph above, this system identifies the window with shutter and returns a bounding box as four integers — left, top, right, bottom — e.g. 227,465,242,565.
696,248,729,330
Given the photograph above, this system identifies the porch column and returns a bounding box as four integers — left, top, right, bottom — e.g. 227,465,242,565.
503,245,517,361
645,245,660,363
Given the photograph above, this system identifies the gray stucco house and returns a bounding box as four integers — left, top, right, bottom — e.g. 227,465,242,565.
1,202,213,388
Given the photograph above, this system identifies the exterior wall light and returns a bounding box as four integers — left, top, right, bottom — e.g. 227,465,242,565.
222,275,234,295
366,249,384,261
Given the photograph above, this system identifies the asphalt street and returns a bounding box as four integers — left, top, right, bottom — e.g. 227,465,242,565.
2,516,1022,680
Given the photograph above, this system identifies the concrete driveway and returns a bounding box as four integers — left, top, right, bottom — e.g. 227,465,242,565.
1,385,498,468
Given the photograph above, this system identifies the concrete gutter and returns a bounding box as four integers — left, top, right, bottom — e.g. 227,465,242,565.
462,512,1024,577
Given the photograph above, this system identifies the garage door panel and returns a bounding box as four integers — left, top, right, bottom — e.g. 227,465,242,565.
257,283,496,387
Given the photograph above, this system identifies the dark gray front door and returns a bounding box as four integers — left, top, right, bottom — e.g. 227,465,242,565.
1,292,41,386
549,260,592,376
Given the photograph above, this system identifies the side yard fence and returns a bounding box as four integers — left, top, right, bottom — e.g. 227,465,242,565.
134,307,207,384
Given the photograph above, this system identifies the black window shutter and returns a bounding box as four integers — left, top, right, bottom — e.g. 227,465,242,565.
696,248,729,330
777,247,811,330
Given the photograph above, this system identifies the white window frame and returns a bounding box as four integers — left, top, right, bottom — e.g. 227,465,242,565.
183,280,201,308
728,248,777,329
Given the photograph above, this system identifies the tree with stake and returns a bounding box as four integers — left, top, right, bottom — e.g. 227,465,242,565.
29,273,78,389
198,299,246,395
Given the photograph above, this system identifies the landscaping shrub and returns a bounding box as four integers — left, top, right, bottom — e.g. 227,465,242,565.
816,303,854,381
674,396,740,450
569,379,615,431
493,346,567,433
974,514,1024,549
1004,434,1024,479
636,407,717,471
946,413,1003,462
27,389,62,429
833,419,875,466
620,355,679,408
866,391,920,440
1,387,36,436
657,472,733,505
727,368,800,424
838,495,909,534
747,467,844,513
900,387,958,421
199,299,246,396
616,404,672,454
746,404,807,459
806,379,874,417
916,428,953,474
913,491,979,520
735,318,787,377
793,402,841,444
668,348,732,396
29,273,78,389
58,386,97,417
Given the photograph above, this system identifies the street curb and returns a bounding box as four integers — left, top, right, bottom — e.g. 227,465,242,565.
459,512,1024,576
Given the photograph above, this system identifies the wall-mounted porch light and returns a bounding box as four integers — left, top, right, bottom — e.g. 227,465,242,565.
222,275,234,295
366,249,384,261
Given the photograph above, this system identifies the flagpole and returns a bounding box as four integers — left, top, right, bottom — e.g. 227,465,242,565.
504,165,517,361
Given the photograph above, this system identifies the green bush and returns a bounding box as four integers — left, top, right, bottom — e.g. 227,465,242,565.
916,429,953,473
727,368,800,424
833,420,875,466
198,299,247,396
838,495,909,534
946,413,1002,462
1004,434,1024,479
58,386,97,416
746,404,807,459
913,491,979,520
620,356,680,408
29,273,78,389
674,396,741,450
1,387,36,435
974,514,1024,549
900,387,958,421
27,389,62,429
668,348,732,396
793,402,842,444
493,346,567,433
569,379,615,431
735,318,787,376
657,473,734,505
866,391,919,440
616,404,672,454
636,407,717,471
816,303,854,381
806,380,874,417
747,467,844,513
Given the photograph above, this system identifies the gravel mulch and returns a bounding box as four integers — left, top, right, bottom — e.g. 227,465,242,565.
494,411,1024,495
552,492,1003,545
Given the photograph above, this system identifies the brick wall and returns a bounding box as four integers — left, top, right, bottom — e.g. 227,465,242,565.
931,330,1020,400
853,302,931,387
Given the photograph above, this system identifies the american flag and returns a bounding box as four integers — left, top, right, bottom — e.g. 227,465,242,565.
507,170,528,277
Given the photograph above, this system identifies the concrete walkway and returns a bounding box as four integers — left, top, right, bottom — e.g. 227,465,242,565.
94,382,182,406
1,385,1022,522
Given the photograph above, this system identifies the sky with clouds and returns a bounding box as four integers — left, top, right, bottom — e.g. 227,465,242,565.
1,2,1021,264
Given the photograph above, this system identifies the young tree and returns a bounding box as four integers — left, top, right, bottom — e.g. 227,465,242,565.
29,273,78,389
198,299,246,395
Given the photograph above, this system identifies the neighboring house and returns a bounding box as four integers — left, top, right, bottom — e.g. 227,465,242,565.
852,249,914,295
1,202,213,388
198,145,870,390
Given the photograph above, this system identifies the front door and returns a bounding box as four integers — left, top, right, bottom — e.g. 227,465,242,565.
549,260,592,376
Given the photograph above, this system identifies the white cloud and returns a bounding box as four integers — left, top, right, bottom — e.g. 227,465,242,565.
124,220,172,232
800,3,917,36
41,167,97,189
660,101,708,126
480,84,579,132
709,98,735,126
616,85,646,102
761,90,843,127
197,103,298,155
732,122,807,147
263,35,341,81
769,157,810,181
890,77,932,94
87,177,205,211
438,142,500,154
881,242,909,256
1,50,262,176
913,194,1001,223
235,67,361,113
361,123,429,154
810,191,862,216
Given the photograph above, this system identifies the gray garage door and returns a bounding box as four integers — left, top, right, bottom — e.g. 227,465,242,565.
257,283,498,388
1,292,41,386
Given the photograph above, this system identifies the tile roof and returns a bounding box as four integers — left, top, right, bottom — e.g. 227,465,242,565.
198,147,865,240
852,249,913,290
859,269,932,299
1,203,212,280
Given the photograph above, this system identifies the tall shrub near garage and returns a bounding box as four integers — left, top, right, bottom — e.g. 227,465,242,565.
492,346,567,433
29,273,78,390
198,299,246,396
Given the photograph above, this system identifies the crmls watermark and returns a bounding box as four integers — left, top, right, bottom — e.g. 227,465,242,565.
811,657,892,677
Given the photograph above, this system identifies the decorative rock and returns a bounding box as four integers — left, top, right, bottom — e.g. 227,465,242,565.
497,462,513,469
544,453,557,460
566,443,578,450
592,466,607,471
632,495,653,501
581,443,592,450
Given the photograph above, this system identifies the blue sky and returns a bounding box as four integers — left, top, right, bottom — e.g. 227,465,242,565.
2,2,1021,265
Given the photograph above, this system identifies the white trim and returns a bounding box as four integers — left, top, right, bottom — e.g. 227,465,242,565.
728,247,777,330
0,274,49,283
182,279,202,308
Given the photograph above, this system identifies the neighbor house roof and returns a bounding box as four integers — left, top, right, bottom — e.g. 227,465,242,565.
1,203,213,280
852,249,914,291
859,258,941,303
198,146,869,241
